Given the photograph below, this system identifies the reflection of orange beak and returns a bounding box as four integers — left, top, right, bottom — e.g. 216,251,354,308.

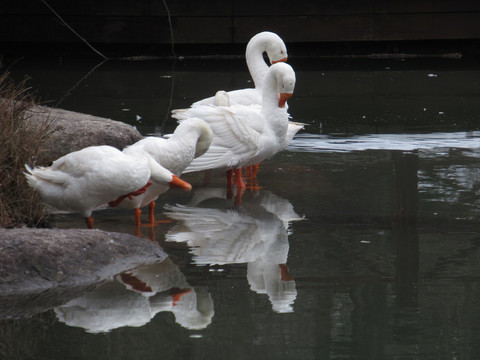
272,57,288,64
171,287,193,306
279,93,292,107
169,175,192,191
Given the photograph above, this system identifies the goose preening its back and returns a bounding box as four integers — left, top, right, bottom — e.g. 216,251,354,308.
117,118,213,225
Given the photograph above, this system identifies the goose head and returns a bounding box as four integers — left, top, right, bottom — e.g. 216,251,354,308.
268,62,296,108
248,31,288,64
264,33,288,64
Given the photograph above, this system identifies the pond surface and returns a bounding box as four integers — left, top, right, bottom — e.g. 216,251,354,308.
3,53,480,359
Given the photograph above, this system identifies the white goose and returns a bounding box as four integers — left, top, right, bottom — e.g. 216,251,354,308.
164,190,297,313
117,118,213,225
192,31,288,107
172,62,296,193
24,145,184,229
55,258,214,332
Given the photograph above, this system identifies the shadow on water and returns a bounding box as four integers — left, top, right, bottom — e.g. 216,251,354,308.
3,56,480,359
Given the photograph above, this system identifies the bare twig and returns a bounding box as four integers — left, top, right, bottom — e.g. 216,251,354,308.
56,59,107,107
40,0,108,60
162,0,176,57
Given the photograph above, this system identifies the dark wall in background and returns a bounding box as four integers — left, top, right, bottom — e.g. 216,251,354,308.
2,0,480,45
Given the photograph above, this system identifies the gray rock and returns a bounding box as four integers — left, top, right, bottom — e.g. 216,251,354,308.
25,105,143,165
0,228,166,296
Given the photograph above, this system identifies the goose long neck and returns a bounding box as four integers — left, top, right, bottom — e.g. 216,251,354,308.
261,68,289,142
146,154,174,184
261,69,279,112
171,128,199,156
245,38,269,89
194,129,212,158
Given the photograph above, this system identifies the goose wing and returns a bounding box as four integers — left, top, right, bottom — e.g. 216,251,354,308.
173,105,262,172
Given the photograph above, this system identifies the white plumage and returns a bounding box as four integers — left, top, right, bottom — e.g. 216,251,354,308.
164,188,300,313
25,145,159,228
117,118,213,224
192,31,288,107
173,62,296,175
55,258,214,332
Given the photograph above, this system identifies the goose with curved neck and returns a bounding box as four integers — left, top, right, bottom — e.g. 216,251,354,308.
191,31,288,107
245,31,288,91
173,62,296,199
117,118,213,226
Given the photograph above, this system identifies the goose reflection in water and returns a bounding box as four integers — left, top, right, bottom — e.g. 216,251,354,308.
54,257,214,333
165,188,304,313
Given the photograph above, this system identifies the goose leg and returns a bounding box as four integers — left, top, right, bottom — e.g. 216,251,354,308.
279,264,294,281
85,216,94,229
234,168,246,205
120,272,153,292
245,164,259,179
226,169,234,199
134,208,142,226
148,225,156,242
141,201,172,227
128,180,152,197
134,225,142,238
245,164,261,190
148,201,155,224
235,187,244,206
251,163,260,178
234,168,245,190
108,181,152,208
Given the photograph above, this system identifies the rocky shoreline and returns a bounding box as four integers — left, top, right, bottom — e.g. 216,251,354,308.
25,104,143,165
0,105,156,314
0,228,167,318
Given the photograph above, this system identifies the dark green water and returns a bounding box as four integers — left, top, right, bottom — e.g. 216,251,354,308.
2,55,480,359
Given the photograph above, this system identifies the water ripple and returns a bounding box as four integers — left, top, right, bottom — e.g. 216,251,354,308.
288,131,480,153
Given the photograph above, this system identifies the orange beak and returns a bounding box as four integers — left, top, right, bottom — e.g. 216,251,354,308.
169,175,192,191
272,57,288,64
279,93,292,108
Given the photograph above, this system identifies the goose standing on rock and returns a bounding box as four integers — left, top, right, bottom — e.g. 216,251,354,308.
172,62,296,203
24,145,184,229
117,118,213,225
